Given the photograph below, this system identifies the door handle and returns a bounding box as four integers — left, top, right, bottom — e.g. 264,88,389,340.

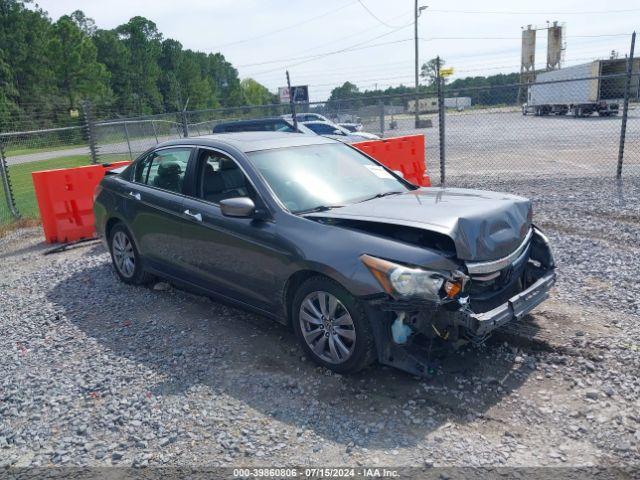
184,209,202,222
128,191,141,201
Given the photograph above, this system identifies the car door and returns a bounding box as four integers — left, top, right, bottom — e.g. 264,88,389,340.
179,147,287,312
126,146,194,276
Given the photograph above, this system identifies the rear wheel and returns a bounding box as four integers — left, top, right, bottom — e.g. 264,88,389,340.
108,223,153,285
292,276,376,374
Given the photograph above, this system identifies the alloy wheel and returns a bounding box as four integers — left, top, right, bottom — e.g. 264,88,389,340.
112,230,136,278
299,291,356,364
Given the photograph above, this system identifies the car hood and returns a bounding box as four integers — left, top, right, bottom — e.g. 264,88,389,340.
305,188,532,262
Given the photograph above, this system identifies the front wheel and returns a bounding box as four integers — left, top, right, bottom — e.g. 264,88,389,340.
292,276,376,374
109,223,153,285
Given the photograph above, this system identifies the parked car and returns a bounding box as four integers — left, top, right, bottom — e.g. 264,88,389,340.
212,117,313,134
282,112,330,123
94,132,556,377
338,122,364,132
302,120,380,141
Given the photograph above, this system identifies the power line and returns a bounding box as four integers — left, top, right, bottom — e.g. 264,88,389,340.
253,31,632,82
241,21,413,73
209,0,359,49
428,8,640,15
356,0,404,28
253,36,633,85
240,9,413,70
245,29,632,73
249,37,414,76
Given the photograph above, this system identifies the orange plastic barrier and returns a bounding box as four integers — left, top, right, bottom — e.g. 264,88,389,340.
352,134,431,187
32,161,131,244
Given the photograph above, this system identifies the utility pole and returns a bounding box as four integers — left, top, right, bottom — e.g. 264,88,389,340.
286,70,298,132
414,3,427,128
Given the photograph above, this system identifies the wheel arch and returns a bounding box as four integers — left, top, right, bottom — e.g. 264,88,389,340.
104,217,123,243
283,269,347,328
104,216,139,251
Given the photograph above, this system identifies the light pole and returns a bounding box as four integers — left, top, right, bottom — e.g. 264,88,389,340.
414,3,428,128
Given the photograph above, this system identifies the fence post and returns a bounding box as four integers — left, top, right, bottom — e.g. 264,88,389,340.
378,100,385,138
151,120,159,144
82,101,99,164
286,70,298,131
617,31,636,178
0,139,20,219
436,56,446,185
123,121,133,160
181,110,189,138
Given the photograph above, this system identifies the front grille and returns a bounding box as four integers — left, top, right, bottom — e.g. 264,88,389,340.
466,229,533,275
466,242,531,313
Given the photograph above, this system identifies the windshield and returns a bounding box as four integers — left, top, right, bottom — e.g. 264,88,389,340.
247,143,411,213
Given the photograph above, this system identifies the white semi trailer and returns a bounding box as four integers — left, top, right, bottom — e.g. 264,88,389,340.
523,59,640,117
407,97,471,113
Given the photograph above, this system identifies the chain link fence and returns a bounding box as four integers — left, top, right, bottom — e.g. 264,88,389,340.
0,62,638,228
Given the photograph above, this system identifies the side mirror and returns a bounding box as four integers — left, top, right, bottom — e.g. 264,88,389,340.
393,170,405,179
220,197,255,218
333,129,344,135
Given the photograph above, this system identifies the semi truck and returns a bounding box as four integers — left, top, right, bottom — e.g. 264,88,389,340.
523,58,640,117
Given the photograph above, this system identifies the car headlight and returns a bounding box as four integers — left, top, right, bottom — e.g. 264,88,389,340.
361,254,463,300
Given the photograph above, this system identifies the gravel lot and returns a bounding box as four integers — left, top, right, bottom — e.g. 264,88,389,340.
1,176,639,469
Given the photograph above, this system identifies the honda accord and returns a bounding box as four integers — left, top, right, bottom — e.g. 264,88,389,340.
94,132,555,377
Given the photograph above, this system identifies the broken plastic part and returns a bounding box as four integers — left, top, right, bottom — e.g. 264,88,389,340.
391,312,412,344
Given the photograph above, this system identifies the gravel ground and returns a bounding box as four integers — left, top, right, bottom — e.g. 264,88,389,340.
0,176,639,470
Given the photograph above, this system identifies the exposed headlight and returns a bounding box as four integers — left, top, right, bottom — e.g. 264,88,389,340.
361,254,462,300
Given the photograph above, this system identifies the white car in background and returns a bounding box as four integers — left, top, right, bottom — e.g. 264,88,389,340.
302,121,380,141
338,122,364,133
284,113,364,132
282,113,331,123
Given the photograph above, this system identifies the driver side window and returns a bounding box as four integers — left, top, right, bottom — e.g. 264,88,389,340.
198,150,254,204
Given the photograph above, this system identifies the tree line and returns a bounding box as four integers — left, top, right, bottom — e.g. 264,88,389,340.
0,0,277,130
326,58,520,109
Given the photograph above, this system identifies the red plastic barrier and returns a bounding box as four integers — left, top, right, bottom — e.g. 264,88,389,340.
32,162,131,244
352,134,431,187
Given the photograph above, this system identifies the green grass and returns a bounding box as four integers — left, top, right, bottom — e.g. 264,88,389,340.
10,155,92,219
5,153,125,222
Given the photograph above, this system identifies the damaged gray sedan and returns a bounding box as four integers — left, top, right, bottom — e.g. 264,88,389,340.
94,132,556,377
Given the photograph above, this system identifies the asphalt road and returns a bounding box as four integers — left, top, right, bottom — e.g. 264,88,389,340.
377,107,640,181
5,135,175,166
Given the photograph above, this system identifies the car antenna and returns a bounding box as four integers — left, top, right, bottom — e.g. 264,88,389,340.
286,70,299,132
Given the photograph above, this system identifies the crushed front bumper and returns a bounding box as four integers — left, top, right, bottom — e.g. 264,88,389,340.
364,269,556,377
462,270,556,337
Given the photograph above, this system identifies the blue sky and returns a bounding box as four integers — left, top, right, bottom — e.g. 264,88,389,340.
35,0,639,101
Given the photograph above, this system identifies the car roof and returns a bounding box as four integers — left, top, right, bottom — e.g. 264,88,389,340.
214,117,289,127
157,132,336,153
301,120,335,125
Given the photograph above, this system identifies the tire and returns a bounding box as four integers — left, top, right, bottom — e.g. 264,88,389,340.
108,223,154,285
292,276,376,374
